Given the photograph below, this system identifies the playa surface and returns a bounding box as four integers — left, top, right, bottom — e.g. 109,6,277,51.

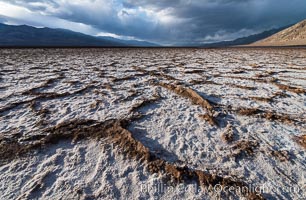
0,48,305,199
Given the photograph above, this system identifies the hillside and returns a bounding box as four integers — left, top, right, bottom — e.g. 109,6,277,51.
201,26,289,47
250,19,306,46
0,23,124,47
0,23,158,47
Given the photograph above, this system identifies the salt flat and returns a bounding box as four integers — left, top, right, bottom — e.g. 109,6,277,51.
0,48,305,199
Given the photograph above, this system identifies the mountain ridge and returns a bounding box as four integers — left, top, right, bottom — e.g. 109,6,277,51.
0,23,159,47
201,25,290,47
250,19,306,46
97,36,159,47
0,22,301,47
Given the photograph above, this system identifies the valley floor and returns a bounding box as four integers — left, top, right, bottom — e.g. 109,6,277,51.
0,48,305,199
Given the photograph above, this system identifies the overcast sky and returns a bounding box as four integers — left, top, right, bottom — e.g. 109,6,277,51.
0,0,305,45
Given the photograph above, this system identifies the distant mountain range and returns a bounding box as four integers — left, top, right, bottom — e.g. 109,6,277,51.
97,36,158,47
0,23,159,47
250,19,306,46
1,21,305,47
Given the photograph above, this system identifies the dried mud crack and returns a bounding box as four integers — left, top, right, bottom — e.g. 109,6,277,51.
237,107,303,124
0,85,97,114
156,82,218,126
0,118,264,199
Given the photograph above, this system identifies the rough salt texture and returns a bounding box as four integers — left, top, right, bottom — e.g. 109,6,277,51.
0,48,305,199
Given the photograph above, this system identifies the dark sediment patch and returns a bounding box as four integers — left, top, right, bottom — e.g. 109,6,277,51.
266,78,305,94
198,114,218,126
249,64,263,68
237,108,301,124
248,96,274,103
255,71,278,78
221,124,235,143
190,79,257,90
272,91,290,98
189,79,222,86
231,140,260,159
229,84,257,90
89,100,103,110
293,135,306,149
29,100,51,118
232,70,246,74
287,66,306,71
269,150,290,162
220,75,267,83
112,75,136,83
132,66,149,74
275,83,305,94
184,69,206,74
279,75,306,81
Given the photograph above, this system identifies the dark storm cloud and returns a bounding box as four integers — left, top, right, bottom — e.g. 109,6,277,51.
122,0,306,43
0,0,306,45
